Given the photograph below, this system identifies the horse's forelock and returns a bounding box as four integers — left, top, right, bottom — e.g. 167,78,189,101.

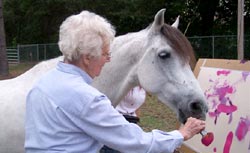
161,24,196,69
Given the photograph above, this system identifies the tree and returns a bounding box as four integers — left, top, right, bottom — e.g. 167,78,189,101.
198,0,220,35
0,0,8,76
3,0,250,46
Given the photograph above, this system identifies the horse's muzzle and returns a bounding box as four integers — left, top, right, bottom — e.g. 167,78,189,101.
178,101,208,124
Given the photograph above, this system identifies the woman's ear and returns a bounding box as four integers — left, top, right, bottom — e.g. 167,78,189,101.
82,54,90,66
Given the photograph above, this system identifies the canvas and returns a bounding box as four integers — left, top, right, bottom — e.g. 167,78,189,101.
184,59,250,153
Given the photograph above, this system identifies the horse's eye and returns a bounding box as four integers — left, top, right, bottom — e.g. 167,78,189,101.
158,51,171,59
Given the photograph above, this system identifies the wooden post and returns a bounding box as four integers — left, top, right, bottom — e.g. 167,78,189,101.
237,0,244,60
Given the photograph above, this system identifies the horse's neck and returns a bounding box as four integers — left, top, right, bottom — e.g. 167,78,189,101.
93,32,146,106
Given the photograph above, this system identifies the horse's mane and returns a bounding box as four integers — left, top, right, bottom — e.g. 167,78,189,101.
161,24,196,69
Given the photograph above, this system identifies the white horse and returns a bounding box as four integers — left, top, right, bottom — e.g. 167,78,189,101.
0,9,207,153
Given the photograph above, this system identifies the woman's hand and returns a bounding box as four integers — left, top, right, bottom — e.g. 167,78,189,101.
178,117,206,141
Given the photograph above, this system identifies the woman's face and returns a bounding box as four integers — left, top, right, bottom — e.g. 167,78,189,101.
87,44,111,78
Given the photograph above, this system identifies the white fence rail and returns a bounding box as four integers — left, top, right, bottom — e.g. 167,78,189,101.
6,48,19,64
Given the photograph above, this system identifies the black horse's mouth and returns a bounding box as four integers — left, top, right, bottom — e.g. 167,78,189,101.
178,109,187,124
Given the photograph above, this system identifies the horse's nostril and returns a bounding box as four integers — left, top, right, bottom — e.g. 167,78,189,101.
189,101,202,113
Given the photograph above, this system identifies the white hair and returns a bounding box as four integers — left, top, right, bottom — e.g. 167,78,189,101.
58,10,116,61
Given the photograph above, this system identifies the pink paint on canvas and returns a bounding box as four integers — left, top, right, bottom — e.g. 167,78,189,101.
215,85,234,101
186,67,250,153
235,117,250,141
242,71,250,81
217,70,231,76
206,79,237,124
213,147,217,152
217,103,237,114
223,131,233,153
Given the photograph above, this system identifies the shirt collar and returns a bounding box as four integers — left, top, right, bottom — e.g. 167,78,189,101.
56,61,93,84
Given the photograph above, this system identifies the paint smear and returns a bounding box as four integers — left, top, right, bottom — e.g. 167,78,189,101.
207,83,236,124
217,103,237,114
235,117,250,141
213,147,217,152
215,85,234,101
242,71,250,81
205,70,239,125
223,131,233,153
240,59,248,64
217,70,231,76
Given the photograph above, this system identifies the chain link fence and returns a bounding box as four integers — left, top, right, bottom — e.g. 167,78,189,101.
6,35,250,64
7,43,61,64
188,35,250,59
17,43,61,62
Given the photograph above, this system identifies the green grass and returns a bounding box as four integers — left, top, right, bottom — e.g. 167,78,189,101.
0,62,37,80
139,94,179,132
9,62,37,73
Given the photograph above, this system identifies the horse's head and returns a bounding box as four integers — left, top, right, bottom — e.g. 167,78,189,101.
137,9,208,123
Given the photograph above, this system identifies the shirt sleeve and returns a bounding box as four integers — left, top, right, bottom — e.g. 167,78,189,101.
115,86,146,116
78,94,184,153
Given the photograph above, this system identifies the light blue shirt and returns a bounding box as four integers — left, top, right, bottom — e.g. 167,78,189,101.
25,62,183,153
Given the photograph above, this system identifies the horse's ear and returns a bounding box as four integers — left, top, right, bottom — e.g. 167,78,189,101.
171,15,180,29
150,9,166,32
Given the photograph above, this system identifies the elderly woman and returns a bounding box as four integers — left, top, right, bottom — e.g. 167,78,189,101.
25,10,205,153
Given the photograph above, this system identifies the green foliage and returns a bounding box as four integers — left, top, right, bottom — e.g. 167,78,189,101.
214,0,238,35
3,0,250,59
